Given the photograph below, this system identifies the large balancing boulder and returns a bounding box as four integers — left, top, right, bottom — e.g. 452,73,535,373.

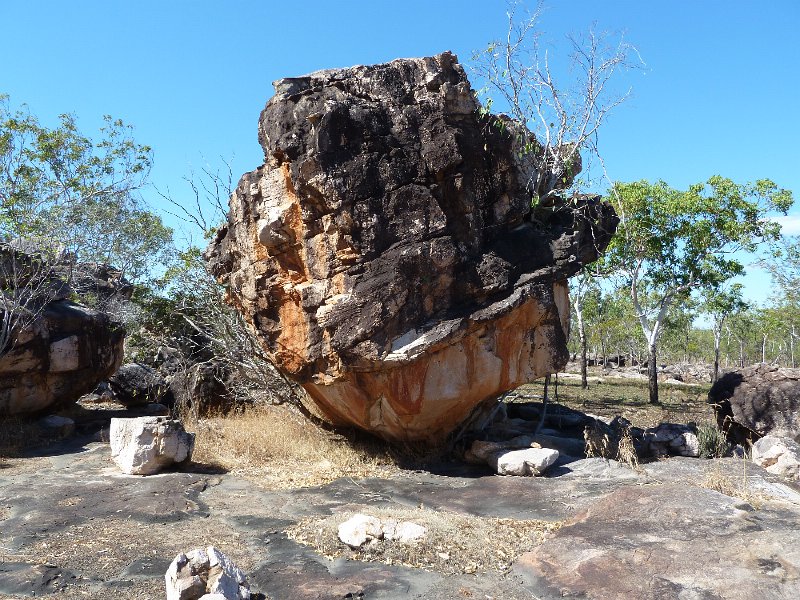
206,52,617,441
709,363,800,444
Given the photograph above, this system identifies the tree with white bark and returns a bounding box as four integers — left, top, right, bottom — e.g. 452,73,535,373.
604,177,792,403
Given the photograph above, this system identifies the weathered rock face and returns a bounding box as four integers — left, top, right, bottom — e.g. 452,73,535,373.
207,52,617,441
0,300,125,415
709,363,800,444
515,483,800,599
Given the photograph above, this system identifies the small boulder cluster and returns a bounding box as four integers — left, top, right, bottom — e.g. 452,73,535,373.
465,400,709,476
709,363,800,481
337,514,427,549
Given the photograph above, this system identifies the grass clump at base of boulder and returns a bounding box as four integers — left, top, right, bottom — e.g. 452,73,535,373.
699,459,765,509
185,404,400,489
287,506,561,575
697,423,731,458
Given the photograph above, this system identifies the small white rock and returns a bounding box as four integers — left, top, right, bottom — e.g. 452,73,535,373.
674,432,700,457
381,519,427,543
491,447,559,476
338,514,383,548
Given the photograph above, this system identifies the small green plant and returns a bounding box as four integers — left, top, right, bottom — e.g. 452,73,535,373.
697,423,730,458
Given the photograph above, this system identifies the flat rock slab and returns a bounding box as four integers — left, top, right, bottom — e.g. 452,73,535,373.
0,562,76,596
515,483,800,600
2,438,800,599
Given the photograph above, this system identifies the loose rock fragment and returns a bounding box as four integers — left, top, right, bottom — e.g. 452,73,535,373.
337,514,427,548
752,436,800,480
490,447,560,476
337,514,384,548
110,416,194,475
165,546,250,600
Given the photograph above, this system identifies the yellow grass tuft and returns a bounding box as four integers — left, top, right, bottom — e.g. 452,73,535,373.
699,459,765,509
185,404,398,489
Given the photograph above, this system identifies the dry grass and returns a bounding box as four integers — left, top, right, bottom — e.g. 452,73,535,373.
583,420,640,470
287,506,561,575
0,515,255,600
0,416,46,466
185,404,400,489
699,459,765,509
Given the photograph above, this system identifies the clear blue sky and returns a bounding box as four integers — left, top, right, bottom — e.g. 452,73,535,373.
2,0,798,302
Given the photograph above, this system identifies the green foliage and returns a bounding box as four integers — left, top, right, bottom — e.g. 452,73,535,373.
599,177,793,402
697,424,730,459
607,178,792,296
0,94,172,285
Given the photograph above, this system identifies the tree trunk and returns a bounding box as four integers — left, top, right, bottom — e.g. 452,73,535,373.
576,307,588,389
739,339,745,368
648,343,659,404
535,374,550,435
762,335,767,364
713,328,722,383
684,327,690,363
580,329,588,389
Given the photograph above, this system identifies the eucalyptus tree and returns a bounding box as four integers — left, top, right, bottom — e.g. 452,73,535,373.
605,177,792,403
0,95,172,283
568,267,602,388
0,95,173,353
760,235,800,366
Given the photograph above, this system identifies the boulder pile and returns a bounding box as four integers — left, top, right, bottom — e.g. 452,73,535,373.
165,546,250,600
0,245,126,416
207,52,617,442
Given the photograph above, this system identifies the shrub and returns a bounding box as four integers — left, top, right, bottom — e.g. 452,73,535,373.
697,423,730,458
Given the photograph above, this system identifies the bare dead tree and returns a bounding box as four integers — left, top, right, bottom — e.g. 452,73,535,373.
0,243,71,356
143,161,327,422
471,0,644,203
471,1,643,402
